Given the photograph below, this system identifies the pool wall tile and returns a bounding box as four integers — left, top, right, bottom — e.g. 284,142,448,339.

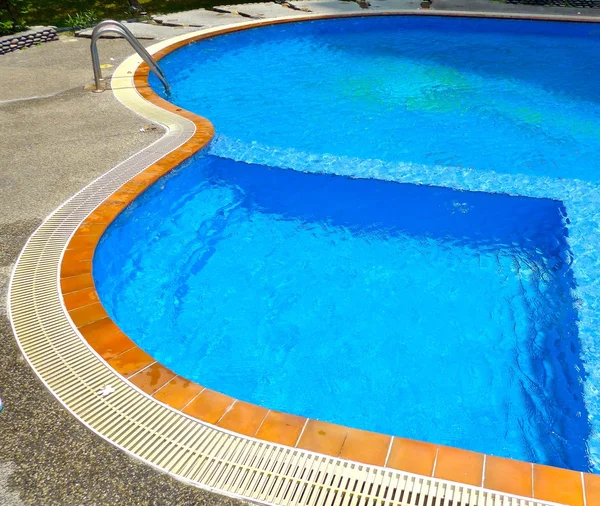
129,363,176,395
296,420,349,458
254,411,307,446
152,376,204,410
385,437,438,476
338,428,391,467
216,401,269,436
533,464,584,506
182,389,236,424
433,446,484,487
483,455,533,497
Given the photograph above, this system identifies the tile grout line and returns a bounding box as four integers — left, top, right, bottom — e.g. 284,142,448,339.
252,409,271,437
431,448,439,477
336,429,350,459
215,399,238,425
294,418,310,448
582,471,587,506
102,343,137,363
127,360,157,379
180,386,206,412
480,454,486,488
151,375,177,397
383,436,394,468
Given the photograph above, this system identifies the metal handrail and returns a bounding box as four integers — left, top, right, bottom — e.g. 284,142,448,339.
90,20,170,93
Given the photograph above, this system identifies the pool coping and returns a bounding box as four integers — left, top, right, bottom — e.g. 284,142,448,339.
11,10,600,506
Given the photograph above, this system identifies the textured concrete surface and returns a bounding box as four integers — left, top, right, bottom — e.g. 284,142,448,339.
153,9,244,27
432,0,600,15
76,21,201,39
290,0,364,13
368,0,422,11
0,36,245,506
214,2,307,17
0,35,155,103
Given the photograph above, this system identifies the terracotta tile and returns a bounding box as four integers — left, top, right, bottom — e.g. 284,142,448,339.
484,455,532,497
183,389,235,424
85,207,119,224
129,362,176,395
118,180,151,194
101,199,127,211
85,329,136,360
153,376,204,410
143,165,170,177
434,445,484,486
78,317,121,341
68,302,108,327
129,172,161,185
533,464,584,506
339,428,391,466
67,234,100,250
63,248,94,263
584,472,600,506
107,191,138,205
255,411,307,447
108,346,155,377
63,287,99,310
158,151,190,167
61,259,92,278
296,420,348,458
386,438,438,476
217,401,269,437
74,223,107,236
61,273,94,294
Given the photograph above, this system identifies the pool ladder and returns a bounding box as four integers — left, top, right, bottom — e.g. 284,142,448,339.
90,20,170,93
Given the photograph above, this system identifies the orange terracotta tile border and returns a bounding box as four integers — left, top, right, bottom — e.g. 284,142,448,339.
60,13,600,505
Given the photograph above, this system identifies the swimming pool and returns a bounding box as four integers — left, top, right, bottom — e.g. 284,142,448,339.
94,16,600,472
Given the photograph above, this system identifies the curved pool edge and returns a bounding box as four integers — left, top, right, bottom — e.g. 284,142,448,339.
8,11,600,506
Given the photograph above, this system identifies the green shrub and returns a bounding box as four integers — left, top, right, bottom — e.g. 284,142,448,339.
64,9,98,29
0,0,30,35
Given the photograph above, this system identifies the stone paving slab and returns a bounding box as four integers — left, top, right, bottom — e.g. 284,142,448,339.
369,0,422,11
76,22,200,39
290,0,364,13
432,0,600,15
214,2,308,18
152,8,245,27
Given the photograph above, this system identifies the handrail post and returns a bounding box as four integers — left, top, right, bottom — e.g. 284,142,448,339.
90,20,170,94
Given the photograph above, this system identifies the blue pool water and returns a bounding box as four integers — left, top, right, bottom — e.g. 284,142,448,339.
95,16,600,471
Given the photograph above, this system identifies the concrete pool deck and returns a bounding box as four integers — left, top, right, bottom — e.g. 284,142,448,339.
2,2,600,505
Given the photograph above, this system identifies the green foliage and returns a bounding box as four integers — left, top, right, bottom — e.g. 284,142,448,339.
63,9,97,29
0,0,30,35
